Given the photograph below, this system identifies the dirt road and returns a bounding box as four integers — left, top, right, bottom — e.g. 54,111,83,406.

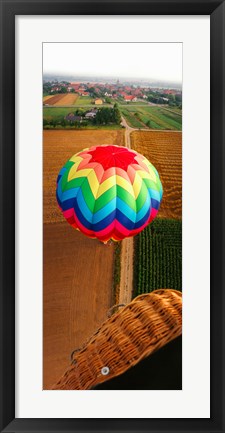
118,237,134,304
118,117,134,305
121,115,135,148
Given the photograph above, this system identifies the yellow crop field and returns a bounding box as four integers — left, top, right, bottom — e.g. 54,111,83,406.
43,93,79,106
131,130,182,220
43,94,66,105
53,93,79,105
43,95,54,102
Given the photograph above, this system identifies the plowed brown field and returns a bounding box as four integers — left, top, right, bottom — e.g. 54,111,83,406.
44,224,115,389
131,130,182,219
43,93,79,106
54,93,79,105
43,95,54,102
43,94,65,105
43,129,125,389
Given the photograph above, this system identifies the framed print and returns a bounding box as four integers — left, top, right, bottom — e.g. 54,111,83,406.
0,1,224,432
43,40,182,393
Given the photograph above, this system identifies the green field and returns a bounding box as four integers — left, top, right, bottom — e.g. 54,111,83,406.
74,96,95,106
43,107,78,117
166,106,182,114
120,108,145,128
121,105,182,130
43,103,182,131
117,99,148,106
43,107,122,130
133,219,182,297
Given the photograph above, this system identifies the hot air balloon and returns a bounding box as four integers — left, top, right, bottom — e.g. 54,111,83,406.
56,145,163,242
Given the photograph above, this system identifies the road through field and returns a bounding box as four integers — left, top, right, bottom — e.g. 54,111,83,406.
121,116,132,148
121,115,181,136
118,120,182,304
119,237,134,304
118,117,134,305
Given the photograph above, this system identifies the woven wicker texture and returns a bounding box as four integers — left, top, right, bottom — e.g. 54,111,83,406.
53,289,182,390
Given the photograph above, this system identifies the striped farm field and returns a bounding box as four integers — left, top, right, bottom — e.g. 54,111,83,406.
120,105,182,130
43,94,66,105
120,107,145,128
43,95,55,102
133,218,182,297
53,93,79,106
131,130,182,220
43,93,79,106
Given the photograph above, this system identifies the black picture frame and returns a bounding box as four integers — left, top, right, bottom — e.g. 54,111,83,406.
0,1,224,432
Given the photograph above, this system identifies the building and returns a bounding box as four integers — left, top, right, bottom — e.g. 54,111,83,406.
85,111,96,119
70,83,80,91
124,95,137,102
77,88,86,95
65,113,82,122
50,86,59,92
94,99,103,105
163,89,176,95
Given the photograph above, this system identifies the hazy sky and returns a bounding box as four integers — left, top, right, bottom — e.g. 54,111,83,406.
43,42,182,84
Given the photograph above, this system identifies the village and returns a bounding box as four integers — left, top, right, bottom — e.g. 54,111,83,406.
43,79,182,131
43,78,182,106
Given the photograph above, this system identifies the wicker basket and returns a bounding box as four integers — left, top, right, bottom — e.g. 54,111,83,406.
53,289,182,390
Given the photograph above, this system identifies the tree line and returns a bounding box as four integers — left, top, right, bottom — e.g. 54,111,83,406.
43,104,121,129
94,104,121,125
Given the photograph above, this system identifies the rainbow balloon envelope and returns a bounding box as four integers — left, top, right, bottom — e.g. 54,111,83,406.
56,145,163,242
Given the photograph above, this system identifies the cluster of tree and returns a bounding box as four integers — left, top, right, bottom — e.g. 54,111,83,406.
43,81,53,95
94,104,121,125
146,91,182,108
43,115,88,129
43,81,70,95
86,86,116,101
104,96,112,104
86,87,99,98
73,108,85,116
56,87,68,94
174,94,182,104
43,104,122,129
147,95,168,104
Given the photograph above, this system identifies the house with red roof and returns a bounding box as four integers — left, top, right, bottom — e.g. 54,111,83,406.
124,95,137,102
70,83,80,91
163,89,176,95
